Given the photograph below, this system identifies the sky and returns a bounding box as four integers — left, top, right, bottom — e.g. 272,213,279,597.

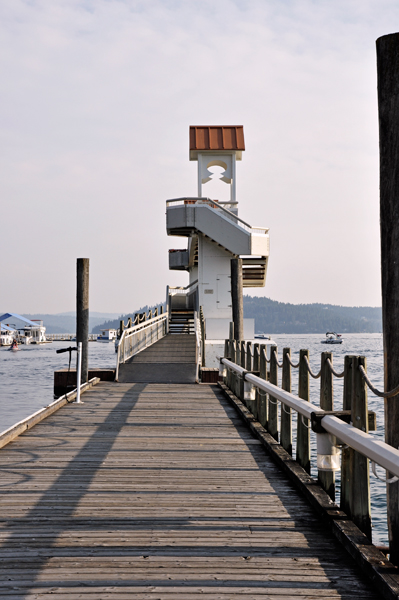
1,0,398,314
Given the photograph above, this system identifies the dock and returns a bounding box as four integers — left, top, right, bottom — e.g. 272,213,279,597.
0,379,382,598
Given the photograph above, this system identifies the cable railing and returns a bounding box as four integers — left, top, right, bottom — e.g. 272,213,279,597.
220,339,399,547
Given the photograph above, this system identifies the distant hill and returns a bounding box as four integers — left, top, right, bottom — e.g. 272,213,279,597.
244,296,382,334
21,313,122,334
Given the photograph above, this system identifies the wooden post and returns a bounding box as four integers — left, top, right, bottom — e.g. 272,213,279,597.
319,351,334,500
119,320,124,339
281,348,292,455
240,340,246,368
376,32,399,563
246,342,252,372
229,321,234,340
76,258,89,385
269,345,279,441
231,258,244,341
297,349,310,473
259,345,268,428
253,343,260,420
349,356,372,540
341,355,354,516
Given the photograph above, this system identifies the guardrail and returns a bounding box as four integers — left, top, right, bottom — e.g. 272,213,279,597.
115,312,168,381
166,197,269,235
219,340,399,545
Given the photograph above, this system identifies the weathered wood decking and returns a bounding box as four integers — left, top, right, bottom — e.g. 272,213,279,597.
0,382,382,598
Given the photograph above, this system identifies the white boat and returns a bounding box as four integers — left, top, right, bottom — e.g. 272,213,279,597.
0,324,16,347
97,329,117,342
255,333,271,340
0,313,47,345
321,332,343,344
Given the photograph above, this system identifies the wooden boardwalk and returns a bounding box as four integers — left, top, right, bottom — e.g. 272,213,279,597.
0,382,382,599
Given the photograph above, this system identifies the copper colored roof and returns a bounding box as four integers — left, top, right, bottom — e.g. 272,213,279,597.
190,126,245,159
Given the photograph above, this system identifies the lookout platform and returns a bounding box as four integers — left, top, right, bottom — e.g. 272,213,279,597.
0,381,381,599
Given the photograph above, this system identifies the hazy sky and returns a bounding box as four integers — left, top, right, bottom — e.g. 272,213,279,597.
1,0,397,313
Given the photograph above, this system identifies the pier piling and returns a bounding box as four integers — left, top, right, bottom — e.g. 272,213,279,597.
76,258,89,385
377,31,399,564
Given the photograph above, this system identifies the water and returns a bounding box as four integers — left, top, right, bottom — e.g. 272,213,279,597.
0,334,388,545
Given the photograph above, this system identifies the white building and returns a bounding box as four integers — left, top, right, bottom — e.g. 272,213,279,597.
166,125,270,366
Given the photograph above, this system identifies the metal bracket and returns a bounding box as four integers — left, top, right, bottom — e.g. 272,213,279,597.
311,410,377,434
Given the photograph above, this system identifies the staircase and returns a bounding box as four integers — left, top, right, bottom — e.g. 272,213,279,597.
169,309,195,334
117,334,197,384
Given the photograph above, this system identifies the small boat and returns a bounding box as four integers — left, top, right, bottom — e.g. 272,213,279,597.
9,339,19,352
321,332,343,344
97,329,117,342
255,333,270,339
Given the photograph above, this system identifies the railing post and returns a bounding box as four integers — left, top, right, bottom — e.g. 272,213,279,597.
281,348,292,455
349,356,372,540
341,355,354,515
258,345,268,428
319,351,335,500
240,341,246,368
296,349,310,474
246,342,252,372
269,345,279,441
253,343,260,420
235,339,241,369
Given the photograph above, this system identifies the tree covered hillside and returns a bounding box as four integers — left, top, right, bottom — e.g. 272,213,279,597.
244,296,382,334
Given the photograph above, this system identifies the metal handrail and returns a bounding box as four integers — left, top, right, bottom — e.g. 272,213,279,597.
221,357,399,478
115,312,168,380
166,197,269,235
194,310,202,382
169,279,198,293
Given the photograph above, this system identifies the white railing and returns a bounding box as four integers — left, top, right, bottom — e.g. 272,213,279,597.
115,312,168,381
166,197,269,235
220,356,399,478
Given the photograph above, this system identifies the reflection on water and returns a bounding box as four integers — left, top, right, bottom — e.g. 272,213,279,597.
0,333,389,545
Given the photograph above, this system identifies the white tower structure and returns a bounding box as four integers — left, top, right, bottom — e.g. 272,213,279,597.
166,125,270,366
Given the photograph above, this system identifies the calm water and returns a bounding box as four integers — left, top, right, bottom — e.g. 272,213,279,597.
0,334,389,545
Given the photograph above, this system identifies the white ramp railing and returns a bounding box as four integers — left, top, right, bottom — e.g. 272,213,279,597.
115,312,168,381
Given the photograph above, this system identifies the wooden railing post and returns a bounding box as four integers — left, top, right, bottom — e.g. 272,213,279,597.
319,351,334,500
341,355,354,516
281,348,292,455
296,349,310,474
349,356,372,540
253,344,260,420
269,345,279,442
259,345,268,429
246,342,252,372
240,341,246,369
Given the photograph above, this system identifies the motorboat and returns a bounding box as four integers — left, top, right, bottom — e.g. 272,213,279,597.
0,324,16,347
255,333,271,340
97,329,117,342
321,332,343,344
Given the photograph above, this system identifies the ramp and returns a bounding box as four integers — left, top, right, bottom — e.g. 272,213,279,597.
117,333,197,383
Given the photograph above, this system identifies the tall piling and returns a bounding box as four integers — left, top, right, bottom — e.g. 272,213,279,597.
231,258,244,341
76,258,89,385
376,32,399,564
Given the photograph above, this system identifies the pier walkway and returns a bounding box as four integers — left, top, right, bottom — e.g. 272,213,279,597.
0,381,381,599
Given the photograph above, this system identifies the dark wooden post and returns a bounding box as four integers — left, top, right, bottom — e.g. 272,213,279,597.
240,340,246,368
319,351,334,500
349,356,372,540
341,355,354,515
297,349,311,473
231,258,244,341
281,348,292,455
76,258,89,385
376,32,399,563
246,342,252,372
229,321,234,340
269,345,279,441
259,345,268,428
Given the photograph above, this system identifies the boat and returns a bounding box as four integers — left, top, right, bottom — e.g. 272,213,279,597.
0,314,47,344
0,324,17,347
97,329,117,342
321,332,343,344
9,339,19,352
255,333,271,340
